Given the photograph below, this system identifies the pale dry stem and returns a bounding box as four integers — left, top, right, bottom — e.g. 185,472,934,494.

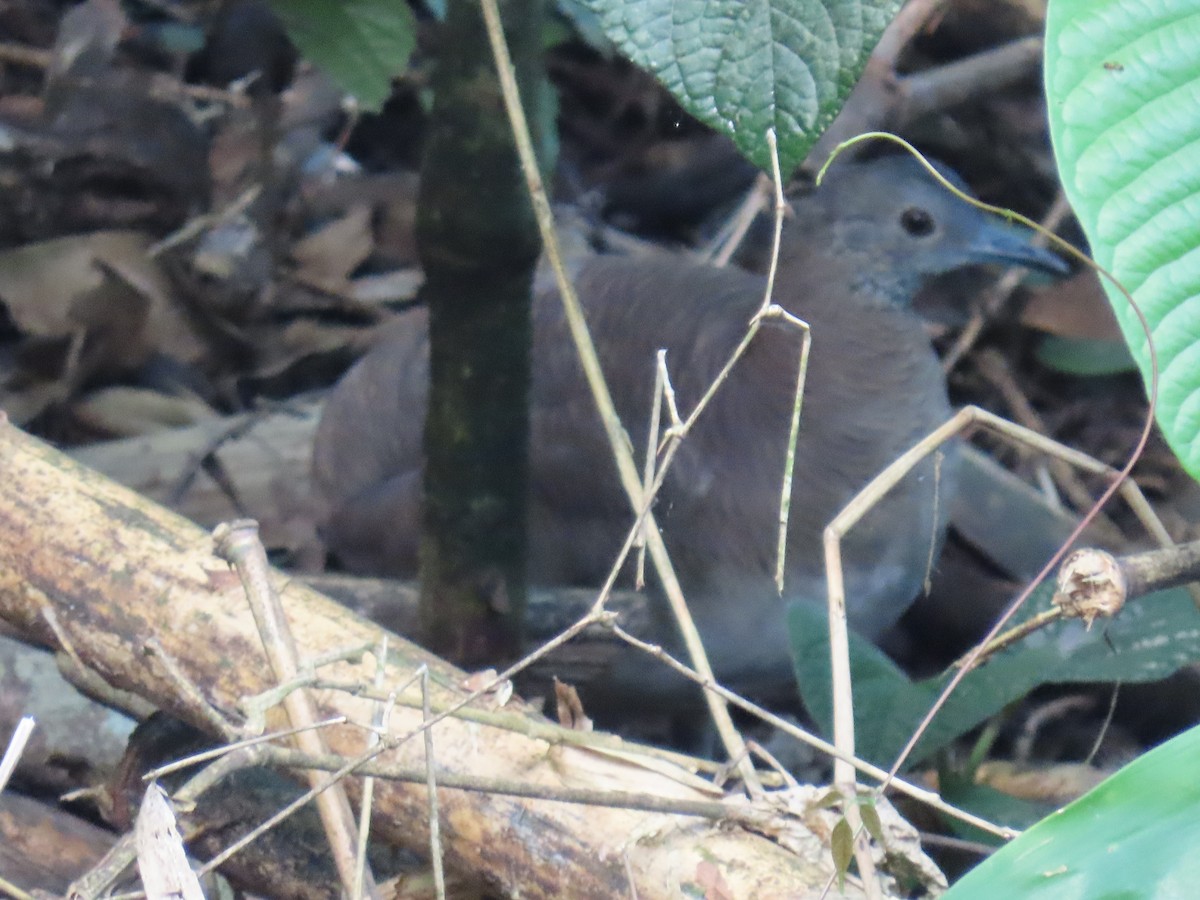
214,519,375,899
0,715,34,794
354,635,392,900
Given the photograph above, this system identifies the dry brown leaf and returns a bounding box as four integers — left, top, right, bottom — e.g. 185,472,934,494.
350,267,424,305
291,204,373,286
47,0,126,86
695,859,736,900
553,678,593,732
975,759,1111,805
1021,269,1123,342
0,231,205,364
460,668,500,692
70,387,218,438
248,318,371,381
208,115,262,207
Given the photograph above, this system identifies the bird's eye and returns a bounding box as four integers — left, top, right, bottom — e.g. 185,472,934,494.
900,207,935,237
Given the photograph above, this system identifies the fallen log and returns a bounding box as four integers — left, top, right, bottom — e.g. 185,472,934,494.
0,416,938,898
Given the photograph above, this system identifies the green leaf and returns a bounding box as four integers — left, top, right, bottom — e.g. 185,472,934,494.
831,817,854,887
1044,0,1200,477
944,724,1200,898
858,801,884,843
790,583,1200,767
578,0,903,173
1034,335,1136,376
266,0,417,110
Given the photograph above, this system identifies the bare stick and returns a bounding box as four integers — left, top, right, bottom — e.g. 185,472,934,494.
942,192,1074,372
213,520,375,899
146,717,349,781
764,143,812,596
635,351,667,588
704,172,773,267
354,636,391,900
0,716,35,794
421,667,447,900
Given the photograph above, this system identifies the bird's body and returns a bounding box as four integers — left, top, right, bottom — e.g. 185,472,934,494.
313,156,1064,700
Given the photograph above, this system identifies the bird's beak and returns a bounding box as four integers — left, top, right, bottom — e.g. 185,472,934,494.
969,219,1071,276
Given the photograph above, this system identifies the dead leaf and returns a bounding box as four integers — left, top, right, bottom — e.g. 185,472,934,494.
976,759,1110,805
0,231,205,366
70,386,218,438
247,317,371,381
291,204,373,286
350,267,424,305
209,112,262,207
0,364,71,424
553,678,593,732
1021,269,1122,342
461,669,499,692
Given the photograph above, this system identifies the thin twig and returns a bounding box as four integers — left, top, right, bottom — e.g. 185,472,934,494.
145,717,348,781
1084,685,1120,768
635,351,667,588
761,128,813,598
422,667,447,900
354,636,391,900
942,191,1074,372
143,637,243,741
213,520,375,899
703,171,773,267
0,716,35,794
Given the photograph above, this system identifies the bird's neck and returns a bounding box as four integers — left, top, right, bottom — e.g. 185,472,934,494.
782,217,921,314
845,269,925,311
780,237,924,313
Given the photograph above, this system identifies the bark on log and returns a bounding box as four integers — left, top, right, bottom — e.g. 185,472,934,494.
0,792,116,894
0,418,913,898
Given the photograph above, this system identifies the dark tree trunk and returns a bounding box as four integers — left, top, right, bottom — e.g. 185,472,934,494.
414,0,545,666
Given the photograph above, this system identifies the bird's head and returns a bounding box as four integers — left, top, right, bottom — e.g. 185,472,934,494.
787,155,1069,307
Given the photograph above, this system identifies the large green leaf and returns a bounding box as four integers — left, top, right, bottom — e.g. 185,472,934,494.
266,0,416,110
791,583,1200,767
943,723,1200,898
579,0,902,173
1045,0,1200,477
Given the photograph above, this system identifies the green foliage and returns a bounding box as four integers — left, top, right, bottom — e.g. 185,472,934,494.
943,723,1200,898
831,816,853,887
577,0,902,173
1045,0,1200,477
789,582,1200,767
266,0,416,110
1034,334,1136,376
266,0,905,176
